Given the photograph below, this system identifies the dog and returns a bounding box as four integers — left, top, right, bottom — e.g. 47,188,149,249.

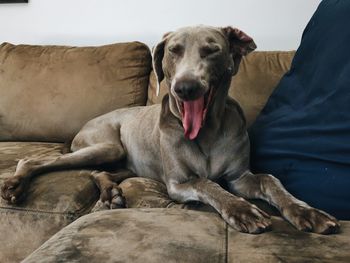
1,26,340,234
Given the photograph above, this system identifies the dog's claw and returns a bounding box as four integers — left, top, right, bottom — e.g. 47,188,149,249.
256,222,267,229
326,221,337,227
239,223,248,233
111,195,126,209
110,200,126,209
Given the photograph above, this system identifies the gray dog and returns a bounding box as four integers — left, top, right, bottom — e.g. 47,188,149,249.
1,26,340,234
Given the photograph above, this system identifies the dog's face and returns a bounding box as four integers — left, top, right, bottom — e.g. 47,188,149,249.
153,26,256,139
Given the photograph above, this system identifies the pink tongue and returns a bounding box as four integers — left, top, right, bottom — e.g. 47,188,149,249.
182,96,204,140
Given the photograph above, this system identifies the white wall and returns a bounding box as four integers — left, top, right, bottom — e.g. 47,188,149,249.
0,0,321,50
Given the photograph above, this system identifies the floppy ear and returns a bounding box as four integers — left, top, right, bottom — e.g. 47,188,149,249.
221,27,257,75
152,32,172,96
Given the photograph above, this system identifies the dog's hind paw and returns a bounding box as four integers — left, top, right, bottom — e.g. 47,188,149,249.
91,183,126,213
1,176,29,204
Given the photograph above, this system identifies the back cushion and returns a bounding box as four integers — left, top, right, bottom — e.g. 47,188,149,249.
0,42,152,142
147,51,295,127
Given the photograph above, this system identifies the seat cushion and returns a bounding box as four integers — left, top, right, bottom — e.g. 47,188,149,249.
147,51,295,126
22,208,350,263
0,142,99,263
249,0,350,219
0,42,152,142
22,209,228,263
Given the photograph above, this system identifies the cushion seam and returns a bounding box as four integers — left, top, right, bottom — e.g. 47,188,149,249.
0,206,77,220
225,222,228,263
0,200,93,219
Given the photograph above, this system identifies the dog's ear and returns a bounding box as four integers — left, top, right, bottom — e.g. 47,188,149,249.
222,26,257,56
221,27,257,75
152,32,172,96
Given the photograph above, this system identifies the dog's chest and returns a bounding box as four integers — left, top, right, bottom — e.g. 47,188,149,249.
193,132,250,180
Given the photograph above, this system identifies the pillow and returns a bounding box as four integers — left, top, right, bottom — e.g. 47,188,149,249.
249,0,350,219
0,42,152,142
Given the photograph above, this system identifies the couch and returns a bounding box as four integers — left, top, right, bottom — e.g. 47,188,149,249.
0,41,349,263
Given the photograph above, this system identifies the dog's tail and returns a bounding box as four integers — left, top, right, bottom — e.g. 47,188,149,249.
61,140,72,154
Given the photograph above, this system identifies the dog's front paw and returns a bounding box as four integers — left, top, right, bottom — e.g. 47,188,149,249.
1,176,29,204
222,198,272,234
282,203,340,234
91,183,126,213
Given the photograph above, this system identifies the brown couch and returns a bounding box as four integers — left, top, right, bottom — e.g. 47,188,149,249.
0,42,349,263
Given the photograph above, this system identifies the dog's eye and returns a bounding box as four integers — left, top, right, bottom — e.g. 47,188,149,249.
168,45,183,55
200,45,220,58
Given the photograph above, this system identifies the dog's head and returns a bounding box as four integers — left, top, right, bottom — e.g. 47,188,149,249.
153,26,256,140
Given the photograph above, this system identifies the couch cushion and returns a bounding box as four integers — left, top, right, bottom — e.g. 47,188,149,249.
23,209,227,263
0,142,99,263
227,216,350,263
22,208,350,263
0,209,73,263
119,177,176,208
0,42,152,142
147,51,295,126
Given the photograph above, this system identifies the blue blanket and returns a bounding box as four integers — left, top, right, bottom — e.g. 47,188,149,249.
249,0,350,219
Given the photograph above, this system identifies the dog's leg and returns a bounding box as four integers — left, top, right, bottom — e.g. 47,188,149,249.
167,178,271,234
1,143,125,204
228,171,340,234
91,170,136,212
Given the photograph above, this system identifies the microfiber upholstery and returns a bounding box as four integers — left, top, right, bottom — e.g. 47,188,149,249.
0,42,152,142
249,0,350,219
0,142,99,263
22,209,350,263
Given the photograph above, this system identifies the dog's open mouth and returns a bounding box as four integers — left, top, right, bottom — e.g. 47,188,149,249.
178,88,214,140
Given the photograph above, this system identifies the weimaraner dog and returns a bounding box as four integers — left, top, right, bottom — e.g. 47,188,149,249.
1,26,340,234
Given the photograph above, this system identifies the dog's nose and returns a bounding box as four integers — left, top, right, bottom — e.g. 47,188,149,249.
174,78,202,101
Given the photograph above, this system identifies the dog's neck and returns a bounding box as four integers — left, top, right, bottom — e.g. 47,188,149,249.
168,94,182,120
200,76,232,138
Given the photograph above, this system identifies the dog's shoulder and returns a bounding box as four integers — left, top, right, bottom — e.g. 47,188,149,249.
160,94,170,123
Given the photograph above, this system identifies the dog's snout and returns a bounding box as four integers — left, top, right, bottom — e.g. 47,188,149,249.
174,78,203,101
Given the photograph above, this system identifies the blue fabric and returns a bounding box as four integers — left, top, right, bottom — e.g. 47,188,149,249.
249,0,350,219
